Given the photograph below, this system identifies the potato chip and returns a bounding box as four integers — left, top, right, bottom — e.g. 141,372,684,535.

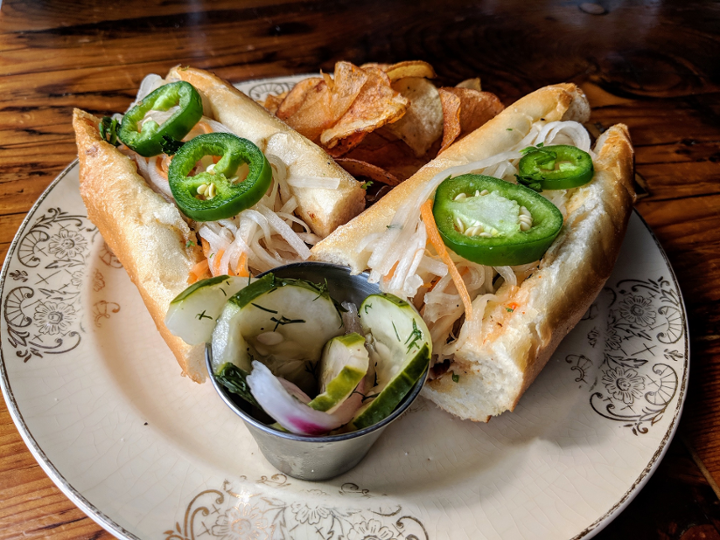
438,88,462,153
438,87,504,152
447,87,504,136
279,62,368,141
276,77,322,120
320,66,408,149
383,60,437,81
326,132,368,157
345,130,434,181
361,62,391,71
456,77,482,91
334,157,402,186
386,77,443,156
261,91,287,116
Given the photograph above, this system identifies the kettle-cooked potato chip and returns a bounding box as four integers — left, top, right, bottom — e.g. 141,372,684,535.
276,77,323,120
438,88,462,153
334,157,402,186
279,62,368,141
438,87,504,152
320,67,408,150
383,60,437,82
456,77,482,91
386,77,444,156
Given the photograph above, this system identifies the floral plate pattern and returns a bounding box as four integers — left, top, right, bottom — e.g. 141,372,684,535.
0,76,688,540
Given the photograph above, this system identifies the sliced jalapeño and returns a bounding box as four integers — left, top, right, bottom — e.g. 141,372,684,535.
432,174,563,266
168,133,272,221
517,145,594,191
118,81,203,157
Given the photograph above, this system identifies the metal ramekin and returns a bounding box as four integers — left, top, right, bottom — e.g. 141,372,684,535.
206,262,428,481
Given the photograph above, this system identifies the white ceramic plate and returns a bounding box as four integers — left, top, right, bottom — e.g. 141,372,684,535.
0,77,688,540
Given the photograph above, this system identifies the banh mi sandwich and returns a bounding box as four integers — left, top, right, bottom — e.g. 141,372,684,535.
73,66,365,383
311,83,635,421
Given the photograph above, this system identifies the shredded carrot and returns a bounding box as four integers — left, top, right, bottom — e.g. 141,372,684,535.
187,259,210,284
154,157,169,180
160,154,172,176
507,302,519,311
213,248,225,275
201,238,211,259
385,261,399,280
420,199,473,320
197,121,213,134
235,252,249,278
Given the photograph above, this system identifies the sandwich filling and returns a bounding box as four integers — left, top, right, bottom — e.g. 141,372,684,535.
116,74,344,280
356,117,596,370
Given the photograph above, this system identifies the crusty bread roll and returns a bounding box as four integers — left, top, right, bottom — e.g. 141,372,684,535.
74,108,207,381
73,67,367,382
311,83,635,421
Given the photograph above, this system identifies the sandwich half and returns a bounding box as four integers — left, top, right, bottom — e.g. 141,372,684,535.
73,66,365,383
311,83,635,421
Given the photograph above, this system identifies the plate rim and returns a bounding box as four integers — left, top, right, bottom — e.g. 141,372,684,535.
0,163,690,540
0,159,142,540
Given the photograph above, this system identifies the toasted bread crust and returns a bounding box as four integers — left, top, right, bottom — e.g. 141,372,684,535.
312,84,635,421
73,109,207,382
167,66,366,238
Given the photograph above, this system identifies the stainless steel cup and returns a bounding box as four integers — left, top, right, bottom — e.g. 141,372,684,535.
206,262,428,481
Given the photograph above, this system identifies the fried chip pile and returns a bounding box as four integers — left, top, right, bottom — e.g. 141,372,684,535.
259,61,504,195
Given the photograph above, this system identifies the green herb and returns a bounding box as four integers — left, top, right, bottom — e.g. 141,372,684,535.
311,278,330,302
452,373,460,383
360,181,374,190
271,315,305,332
392,321,401,342
515,174,543,192
364,303,372,314
99,116,120,147
185,240,196,248
196,310,212,320
507,128,513,131
505,307,514,312
404,319,423,353
215,363,259,407
519,143,552,156
160,135,185,155
251,303,278,314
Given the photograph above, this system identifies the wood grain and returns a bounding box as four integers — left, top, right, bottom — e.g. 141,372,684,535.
0,0,719,538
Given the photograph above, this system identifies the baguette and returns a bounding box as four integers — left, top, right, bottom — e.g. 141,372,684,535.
74,109,206,380
73,67,366,382
311,83,635,421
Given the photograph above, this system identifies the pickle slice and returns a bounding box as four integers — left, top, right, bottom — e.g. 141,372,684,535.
352,294,431,429
308,333,369,413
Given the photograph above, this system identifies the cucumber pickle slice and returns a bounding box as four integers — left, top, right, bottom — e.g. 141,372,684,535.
165,275,249,345
308,333,369,413
352,294,431,429
211,274,344,395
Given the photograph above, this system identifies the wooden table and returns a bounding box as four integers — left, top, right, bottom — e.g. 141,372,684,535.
1,1,718,538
